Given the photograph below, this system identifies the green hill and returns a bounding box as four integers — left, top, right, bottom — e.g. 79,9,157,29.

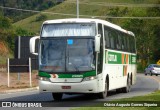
13,0,159,33
0,0,58,22
13,0,160,71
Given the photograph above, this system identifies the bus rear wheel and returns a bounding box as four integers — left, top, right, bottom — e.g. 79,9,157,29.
98,79,107,99
122,76,131,93
52,93,63,101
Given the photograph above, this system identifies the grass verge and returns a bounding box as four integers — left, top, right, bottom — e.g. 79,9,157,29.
71,90,160,110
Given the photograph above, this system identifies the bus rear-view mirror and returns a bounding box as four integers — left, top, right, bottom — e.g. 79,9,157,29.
30,36,40,55
95,34,101,52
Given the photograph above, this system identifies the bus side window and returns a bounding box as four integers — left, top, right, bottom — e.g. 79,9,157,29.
97,23,103,74
122,33,127,51
120,33,124,50
127,35,131,52
125,34,128,51
104,26,110,48
129,36,132,52
130,36,136,53
98,24,103,36
133,37,136,53
110,30,119,50
118,33,123,51
109,32,115,49
115,32,121,50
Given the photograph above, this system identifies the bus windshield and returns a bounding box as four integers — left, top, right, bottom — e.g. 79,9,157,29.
39,38,95,73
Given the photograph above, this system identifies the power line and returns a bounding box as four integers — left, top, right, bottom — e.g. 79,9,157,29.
65,1,160,7
0,6,160,19
0,6,40,13
0,6,77,16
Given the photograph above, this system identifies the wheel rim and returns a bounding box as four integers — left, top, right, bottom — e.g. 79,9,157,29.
127,78,131,92
104,81,107,95
102,81,107,97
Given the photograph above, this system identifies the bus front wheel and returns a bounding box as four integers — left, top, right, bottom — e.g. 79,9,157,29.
52,93,63,101
98,79,107,99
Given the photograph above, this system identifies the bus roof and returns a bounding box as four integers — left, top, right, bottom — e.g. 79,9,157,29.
43,18,135,36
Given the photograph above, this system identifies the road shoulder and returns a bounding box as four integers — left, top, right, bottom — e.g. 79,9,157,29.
0,87,39,94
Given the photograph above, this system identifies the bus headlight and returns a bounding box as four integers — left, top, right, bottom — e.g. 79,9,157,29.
82,76,97,81
38,76,50,82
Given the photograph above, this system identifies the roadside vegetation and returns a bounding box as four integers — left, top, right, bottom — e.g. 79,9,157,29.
71,90,160,110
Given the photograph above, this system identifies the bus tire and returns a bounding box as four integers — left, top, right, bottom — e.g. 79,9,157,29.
98,79,107,99
52,93,63,101
122,76,131,93
116,88,122,93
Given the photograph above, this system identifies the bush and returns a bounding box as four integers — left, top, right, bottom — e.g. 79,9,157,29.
15,27,35,36
137,62,145,73
35,14,47,22
0,16,12,29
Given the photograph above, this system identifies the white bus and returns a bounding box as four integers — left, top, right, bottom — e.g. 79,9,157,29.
30,18,136,100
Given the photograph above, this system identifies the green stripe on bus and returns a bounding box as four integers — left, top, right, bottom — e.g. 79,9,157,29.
106,50,137,64
39,71,96,78
39,72,51,78
108,51,122,64
58,70,96,78
131,55,137,64
84,70,96,77
58,74,75,78
129,54,131,64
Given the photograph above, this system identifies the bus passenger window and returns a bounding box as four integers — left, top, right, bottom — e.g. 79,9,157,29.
130,36,136,53
127,35,131,52
110,31,118,50
117,33,122,50
120,34,124,50
122,34,127,51
115,34,121,50
109,33,115,49
104,28,110,48
97,23,103,74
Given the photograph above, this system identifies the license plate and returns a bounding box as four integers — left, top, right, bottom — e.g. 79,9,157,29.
61,86,71,89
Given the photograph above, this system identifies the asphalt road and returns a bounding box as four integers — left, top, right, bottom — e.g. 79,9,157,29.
0,74,159,110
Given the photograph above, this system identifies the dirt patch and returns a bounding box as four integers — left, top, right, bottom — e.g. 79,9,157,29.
0,70,38,92
0,41,9,55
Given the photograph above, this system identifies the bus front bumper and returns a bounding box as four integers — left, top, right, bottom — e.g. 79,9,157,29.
39,80,98,93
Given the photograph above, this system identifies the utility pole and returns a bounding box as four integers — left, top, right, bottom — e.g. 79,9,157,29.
77,0,79,18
